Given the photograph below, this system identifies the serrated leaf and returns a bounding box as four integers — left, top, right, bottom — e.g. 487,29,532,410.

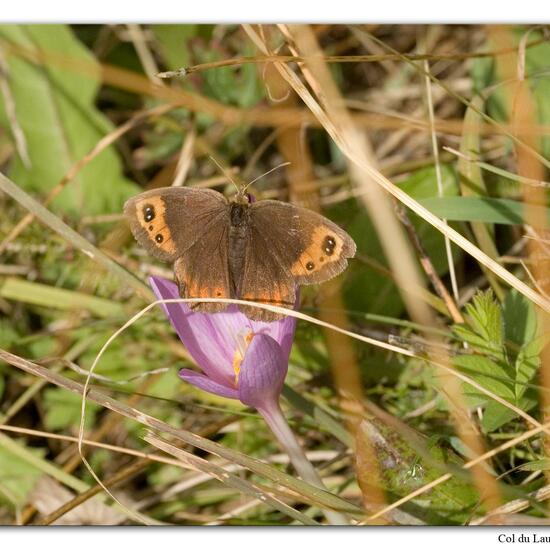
0,24,138,216
454,354,515,403
503,289,538,348
453,289,541,433
481,400,518,433
467,291,503,348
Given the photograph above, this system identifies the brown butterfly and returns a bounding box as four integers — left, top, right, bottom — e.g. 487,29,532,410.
124,186,356,322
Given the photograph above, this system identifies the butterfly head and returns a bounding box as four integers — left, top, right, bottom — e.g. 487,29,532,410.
233,188,255,205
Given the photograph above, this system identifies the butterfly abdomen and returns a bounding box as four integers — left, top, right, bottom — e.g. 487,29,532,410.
228,202,250,295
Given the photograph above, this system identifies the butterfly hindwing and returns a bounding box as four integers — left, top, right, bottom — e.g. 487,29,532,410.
248,200,356,284
173,217,232,314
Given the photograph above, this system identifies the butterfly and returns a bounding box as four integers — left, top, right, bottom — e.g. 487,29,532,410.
124,186,356,322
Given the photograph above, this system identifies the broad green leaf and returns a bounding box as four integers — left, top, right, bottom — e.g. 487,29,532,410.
0,276,124,318
0,445,45,507
43,387,100,431
342,164,459,317
418,196,550,226
0,25,138,216
480,400,519,433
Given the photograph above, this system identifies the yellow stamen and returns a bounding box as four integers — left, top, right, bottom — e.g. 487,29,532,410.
232,330,254,385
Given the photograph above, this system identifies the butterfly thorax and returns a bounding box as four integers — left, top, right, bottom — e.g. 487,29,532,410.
228,201,251,295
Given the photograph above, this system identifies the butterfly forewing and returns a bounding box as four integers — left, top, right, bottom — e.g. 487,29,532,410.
124,187,228,262
125,186,233,312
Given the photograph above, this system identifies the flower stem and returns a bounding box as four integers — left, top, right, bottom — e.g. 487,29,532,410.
260,403,349,525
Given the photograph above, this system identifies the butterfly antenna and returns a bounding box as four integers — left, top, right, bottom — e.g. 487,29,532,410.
242,161,291,193
209,155,241,194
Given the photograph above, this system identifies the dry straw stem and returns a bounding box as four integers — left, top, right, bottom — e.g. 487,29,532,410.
365,30,550,174
144,432,319,526
262,47,378,516
0,347,364,518
471,484,550,525
244,24,550,315
262,49,365,423
273,24,432,328
255,24,501,508
0,102,178,255
0,172,152,301
1,36,548,137
491,25,550,492
422,51,460,305
2,295,549,524
159,35,548,78
126,24,162,84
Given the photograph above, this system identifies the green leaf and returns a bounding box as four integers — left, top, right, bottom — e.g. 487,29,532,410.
466,290,504,352
515,337,541,403
454,354,515,404
0,276,125,318
480,400,518,433
0,444,45,507
43,387,100,431
0,24,138,216
503,289,538,347
418,196,550,226
343,164,459,317
453,290,540,432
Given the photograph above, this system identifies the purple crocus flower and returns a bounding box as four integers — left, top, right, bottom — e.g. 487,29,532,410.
149,275,348,524
149,276,296,413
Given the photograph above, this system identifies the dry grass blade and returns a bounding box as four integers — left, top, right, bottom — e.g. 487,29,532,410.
144,432,319,525
0,102,177,254
367,419,550,523
0,348,363,517
252,23,502,509
243,24,550,314
0,172,152,301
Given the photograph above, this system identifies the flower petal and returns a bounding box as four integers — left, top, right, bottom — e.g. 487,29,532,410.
238,334,288,410
179,369,239,400
149,276,297,384
149,276,235,385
